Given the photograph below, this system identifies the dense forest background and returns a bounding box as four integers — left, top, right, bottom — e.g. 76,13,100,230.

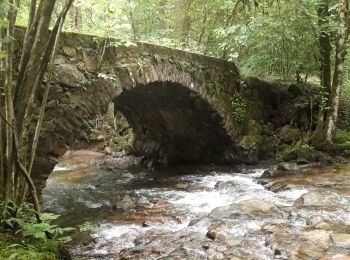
15,0,350,93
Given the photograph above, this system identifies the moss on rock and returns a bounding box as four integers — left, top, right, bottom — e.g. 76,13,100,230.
279,125,301,144
280,143,316,163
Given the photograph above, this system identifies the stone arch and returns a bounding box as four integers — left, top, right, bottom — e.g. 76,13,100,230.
114,62,235,164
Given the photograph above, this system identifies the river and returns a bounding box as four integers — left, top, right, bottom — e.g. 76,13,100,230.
42,150,350,259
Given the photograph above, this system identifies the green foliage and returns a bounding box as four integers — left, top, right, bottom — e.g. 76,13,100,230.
79,79,94,92
0,201,74,260
334,130,350,144
231,93,247,122
204,83,220,95
98,73,117,82
176,62,205,83
78,222,101,233
13,0,350,85
1,201,74,242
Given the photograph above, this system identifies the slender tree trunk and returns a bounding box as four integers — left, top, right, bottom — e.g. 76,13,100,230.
15,0,44,98
21,0,37,62
4,0,18,200
158,0,166,37
74,5,82,30
312,0,332,145
197,10,207,45
20,0,74,203
318,0,332,94
324,0,349,142
14,0,56,135
181,0,192,48
0,16,5,200
128,0,138,41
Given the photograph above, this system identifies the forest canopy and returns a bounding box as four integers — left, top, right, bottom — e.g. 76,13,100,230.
14,0,350,86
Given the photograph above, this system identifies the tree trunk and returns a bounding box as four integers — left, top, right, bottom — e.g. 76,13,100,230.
14,0,56,136
0,17,5,200
4,0,18,200
312,0,332,145
74,5,82,30
181,0,191,48
324,0,349,142
158,0,166,36
197,10,207,45
128,0,138,41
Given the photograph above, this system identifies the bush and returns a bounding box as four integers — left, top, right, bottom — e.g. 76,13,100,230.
334,130,350,144
0,201,74,260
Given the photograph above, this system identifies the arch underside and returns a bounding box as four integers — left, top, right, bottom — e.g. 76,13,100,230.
115,81,233,164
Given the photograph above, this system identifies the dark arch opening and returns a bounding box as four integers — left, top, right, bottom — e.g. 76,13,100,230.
115,81,233,165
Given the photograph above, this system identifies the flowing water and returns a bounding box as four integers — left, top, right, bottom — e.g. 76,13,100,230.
42,151,350,259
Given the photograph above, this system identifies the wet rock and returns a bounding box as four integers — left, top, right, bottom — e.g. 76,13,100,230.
268,180,302,192
102,155,143,169
59,247,73,260
226,239,241,247
301,229,331,245
294,190,343,207
277,162,302,172
313,221,333,230
104,147,113,155
297,243,326,259
142,221,153,227
331,233,350,246
237,199,282,218
207,248,225,260
214,180,246,191
262,224,287,233
307,215,325,226
163,247,205,260
206,223,227,241
320,254,350,260
67,150,106,163
216,245,228,252
70,232,93,246
260,163,302,178
209,205,239,219
114,194,135,211
175,182,189,189
188,217,212,228
137,196,151,205
260,169,277,178
188,186,214,192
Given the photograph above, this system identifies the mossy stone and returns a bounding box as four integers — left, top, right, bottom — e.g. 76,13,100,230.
245,120,263,135
279,125,301,144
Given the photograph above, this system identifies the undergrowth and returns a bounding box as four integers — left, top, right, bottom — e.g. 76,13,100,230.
0,200,74,260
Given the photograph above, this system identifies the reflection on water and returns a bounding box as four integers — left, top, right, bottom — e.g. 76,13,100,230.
42,152,350,259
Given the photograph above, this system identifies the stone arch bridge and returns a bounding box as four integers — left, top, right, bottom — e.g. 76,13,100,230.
13,28,296,181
